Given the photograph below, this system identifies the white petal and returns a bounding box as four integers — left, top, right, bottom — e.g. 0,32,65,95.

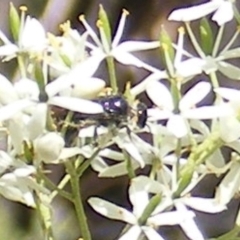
99,162,129,177
118,226,142,240
142,227,164,240
100,148,123,161
180,82,211,110
146,81,174,110
129,176,164,217
182,197,226,213
59,147,85,160
14,78,39,100
0,99,33,121
226,140,240,155
220,48,240,60
88,197,137,224
8,115,25,154
0,44,18,57
174,203,204,240
90,157,108,173
130,71,166,96
115,41,159,52
112,50,150,68
0,74,18,104
49,96,104,114
21,17,46,51
168,1,221,22
167,115,188,138
147,108,172,121
115,133,145,168
212,1,233,25
46,55,104,97
214,87,240,101
217,61,240,80
148,210,195,226
183,105,232,119
14,166,36,177
175,58,204,78
0,151,14,171
27,103,47,140
215,162,240,205
71,77,105,99
0,183,34,206
220,116,240,142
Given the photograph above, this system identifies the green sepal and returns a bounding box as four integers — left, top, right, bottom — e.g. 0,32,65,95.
33,61,45,92
159,26,175,77
98,4,112,46
172,168,193,198
23,140,33,164
60,53,72,68
138,194,162,225
9,3,20,42
200,18,213,55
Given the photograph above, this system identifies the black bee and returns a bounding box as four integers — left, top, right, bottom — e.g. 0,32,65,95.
56,95,147,146
74,95,147,129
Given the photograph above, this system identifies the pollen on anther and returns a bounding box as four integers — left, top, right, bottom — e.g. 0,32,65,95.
19,5,27,12
122,9,129,16
79,15,85,22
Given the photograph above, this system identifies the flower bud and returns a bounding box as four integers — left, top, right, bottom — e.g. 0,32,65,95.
34,132,64,163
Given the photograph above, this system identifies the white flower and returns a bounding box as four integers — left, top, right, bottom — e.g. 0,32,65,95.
146,81,228,138
0,151,47,207
48,24,89,75
0,74,105,154
80,9,159,71
168,0,234,26
130,27,201,96
0,16,47,60
88,176,196,240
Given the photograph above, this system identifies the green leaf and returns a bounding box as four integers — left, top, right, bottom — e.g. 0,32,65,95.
199,18,213,55
98,5,111,46
9,3,20,41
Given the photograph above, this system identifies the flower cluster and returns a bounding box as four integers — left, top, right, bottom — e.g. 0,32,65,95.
1,1,240,240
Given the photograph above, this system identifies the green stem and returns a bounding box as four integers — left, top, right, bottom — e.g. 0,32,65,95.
50,174,71,202
209,71,219,89
106,56,118,93
124,150,136,179
39,171,73,202
77,147,102,177
35,168,55,240
173,132,223,197
65,161,92,240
